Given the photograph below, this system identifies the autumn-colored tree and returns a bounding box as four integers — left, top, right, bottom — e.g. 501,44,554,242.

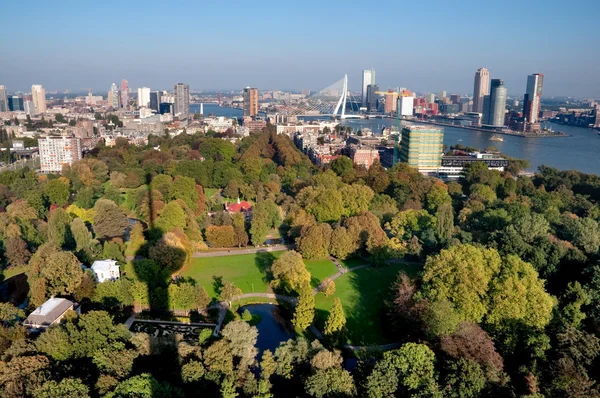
296,223,332,259
271,250,310,293
4,236,31,267
93,199,129,240
205,225,235,248
329,226,356,259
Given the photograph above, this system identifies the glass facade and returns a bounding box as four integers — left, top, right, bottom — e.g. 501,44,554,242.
399,126,444,171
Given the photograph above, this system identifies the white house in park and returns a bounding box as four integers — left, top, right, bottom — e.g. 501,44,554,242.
91,259,120,283
23,297,79,330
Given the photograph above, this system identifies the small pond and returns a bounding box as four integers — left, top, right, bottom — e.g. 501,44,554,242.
239,304,295,353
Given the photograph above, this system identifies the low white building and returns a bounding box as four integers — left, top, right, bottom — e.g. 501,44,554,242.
23,297,79,330
91,259,120,283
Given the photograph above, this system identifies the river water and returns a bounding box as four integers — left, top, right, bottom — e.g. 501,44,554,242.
190,104,600,174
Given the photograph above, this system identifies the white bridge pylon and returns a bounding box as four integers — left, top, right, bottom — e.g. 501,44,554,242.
333,74,348,119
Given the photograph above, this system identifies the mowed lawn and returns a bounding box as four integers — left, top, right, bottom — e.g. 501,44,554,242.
314,262,422,346
304,259,338,288
181,252,282,299
180,252,340,300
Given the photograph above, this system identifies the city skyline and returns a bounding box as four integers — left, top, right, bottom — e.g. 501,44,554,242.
2,0,599,98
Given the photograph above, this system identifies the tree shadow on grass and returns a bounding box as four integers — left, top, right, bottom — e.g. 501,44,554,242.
255,250,276,284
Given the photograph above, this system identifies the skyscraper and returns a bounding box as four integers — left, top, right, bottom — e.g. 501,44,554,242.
438,91,447,100
362,69,376,107
149,91,161,112
108,83,120,109
0,85,8,112
399,125,444,173
31,84,47,114
137,87,151,108
121,79,129,108
472,68,490,114
174,83,190,118
523,73,544,123
243,87,258,117
366,84,380,113
482,79,507,127
8,96,24,111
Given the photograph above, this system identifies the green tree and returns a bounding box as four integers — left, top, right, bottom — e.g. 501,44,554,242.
108,373,178,398
70,217,93,251
47,208,72,247
293,285,315,331
299,187,344,223
155,201,186,232
423,244,501,323
250,200,280,245
305,366,356,397
365,343,440,397
562,216,600,254
329,227,355,259
435,202,454,243
219,280,242,306
330,156,354,179
271,250,310,293
93,199,129,240
169,176,199,211
486,255,554,329
39,251,83,297
260,350,277,381
43,178,70,206
443,359,486,398
323,298,346,338
34,378,90,398
296,223,332,259
340,184,375,217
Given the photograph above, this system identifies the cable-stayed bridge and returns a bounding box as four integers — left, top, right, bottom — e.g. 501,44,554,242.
273,75,363,119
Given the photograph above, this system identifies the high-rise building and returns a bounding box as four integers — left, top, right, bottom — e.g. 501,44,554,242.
366,84,380,113
362,69,376,107
121,79,129,108
398,95,415,116
24,101,36,115
108,83,120,108
438,91,447,100
31,84,47,114
137,87,151,108
384,91,398,113
482,79,507,127
523,73,544,123
39,136,82,174
149,91,161,112
399,125,444,173
450,94,461,105
8,96,24,111
425,93,436,104
174,83,190,118
0,85,8,112
243,87,258,117
472,68,490,114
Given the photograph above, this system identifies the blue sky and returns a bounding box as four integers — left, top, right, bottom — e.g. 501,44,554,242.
1,0,599,97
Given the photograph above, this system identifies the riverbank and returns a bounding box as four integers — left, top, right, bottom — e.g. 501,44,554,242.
410,119,569,138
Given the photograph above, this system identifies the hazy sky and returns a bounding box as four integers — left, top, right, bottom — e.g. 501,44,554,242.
2,0,599,98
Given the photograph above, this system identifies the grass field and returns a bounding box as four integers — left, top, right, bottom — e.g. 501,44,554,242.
204,188,220,199
304,259,338,288
179,252,340,299
180,252,282,299
1,265,29,281
314,262,422,346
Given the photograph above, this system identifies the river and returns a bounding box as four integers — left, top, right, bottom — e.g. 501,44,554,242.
190,104,600,174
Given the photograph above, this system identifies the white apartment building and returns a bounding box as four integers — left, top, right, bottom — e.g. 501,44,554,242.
39,136,82,173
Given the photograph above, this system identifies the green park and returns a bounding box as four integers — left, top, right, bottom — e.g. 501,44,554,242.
179,250,420,346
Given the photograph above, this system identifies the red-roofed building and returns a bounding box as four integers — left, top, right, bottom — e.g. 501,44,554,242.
225,198,252,217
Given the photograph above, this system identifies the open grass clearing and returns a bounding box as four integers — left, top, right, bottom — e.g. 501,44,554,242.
314,262,422,346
